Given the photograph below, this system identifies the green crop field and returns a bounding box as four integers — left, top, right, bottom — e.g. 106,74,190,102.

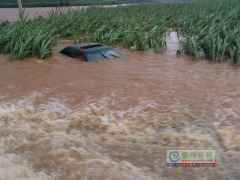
0,0,239,64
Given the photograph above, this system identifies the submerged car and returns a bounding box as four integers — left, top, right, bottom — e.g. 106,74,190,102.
59,43,121,62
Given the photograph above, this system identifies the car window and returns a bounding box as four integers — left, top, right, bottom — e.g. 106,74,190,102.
86,48,120,62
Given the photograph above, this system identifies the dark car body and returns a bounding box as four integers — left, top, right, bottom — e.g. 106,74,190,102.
59,43,121,62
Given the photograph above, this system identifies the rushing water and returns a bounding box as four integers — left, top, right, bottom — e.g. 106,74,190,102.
0,14,240,179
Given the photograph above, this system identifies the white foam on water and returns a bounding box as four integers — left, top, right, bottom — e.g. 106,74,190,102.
0,137,58,180
0,94,9,100
0,154,57,180
0,131,155,180
0,89,239,148
0,89,240,179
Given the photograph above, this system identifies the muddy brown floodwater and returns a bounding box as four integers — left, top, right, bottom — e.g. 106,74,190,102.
0,7,62,21
0,30,240,180
0,5,119,21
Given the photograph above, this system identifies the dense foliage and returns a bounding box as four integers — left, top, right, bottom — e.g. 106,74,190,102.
0,0,239,64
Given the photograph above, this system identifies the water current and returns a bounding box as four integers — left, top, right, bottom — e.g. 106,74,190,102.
0,8,240,179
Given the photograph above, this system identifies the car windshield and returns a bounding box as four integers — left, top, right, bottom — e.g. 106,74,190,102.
86,48,120,62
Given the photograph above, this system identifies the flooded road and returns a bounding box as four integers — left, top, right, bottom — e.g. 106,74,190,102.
0,31,240,179
0,7,62,21
0,5,119,21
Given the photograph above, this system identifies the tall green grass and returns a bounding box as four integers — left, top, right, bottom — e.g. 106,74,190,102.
0,0,240,64
0,14,57,60
176,0,240,64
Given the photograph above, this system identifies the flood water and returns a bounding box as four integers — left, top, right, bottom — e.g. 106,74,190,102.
0,5,119,21
0,9,240,179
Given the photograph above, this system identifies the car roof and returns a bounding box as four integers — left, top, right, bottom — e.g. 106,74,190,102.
60,43,121,61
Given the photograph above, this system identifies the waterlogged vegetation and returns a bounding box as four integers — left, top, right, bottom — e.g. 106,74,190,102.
0,0,240,64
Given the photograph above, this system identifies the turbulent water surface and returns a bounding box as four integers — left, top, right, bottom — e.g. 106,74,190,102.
0,28,240,179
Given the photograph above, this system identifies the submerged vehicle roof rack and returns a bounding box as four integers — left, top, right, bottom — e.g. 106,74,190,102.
80,44,104,49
